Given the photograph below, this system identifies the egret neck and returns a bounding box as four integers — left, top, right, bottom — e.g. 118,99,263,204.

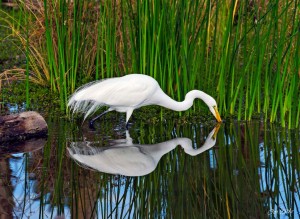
156,90,210,111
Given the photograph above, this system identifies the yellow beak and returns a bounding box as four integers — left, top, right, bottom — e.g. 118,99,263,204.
213,106,222,123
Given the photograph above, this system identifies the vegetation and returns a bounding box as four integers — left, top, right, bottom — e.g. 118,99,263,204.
1,2,299,218
0,0,299,128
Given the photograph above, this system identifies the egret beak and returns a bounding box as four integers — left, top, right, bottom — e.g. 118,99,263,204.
213,106,222,123
212,123,221,139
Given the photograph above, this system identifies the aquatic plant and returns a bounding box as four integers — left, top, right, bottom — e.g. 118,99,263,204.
0,0,299,127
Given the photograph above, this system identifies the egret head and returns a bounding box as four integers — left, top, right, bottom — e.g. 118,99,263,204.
209,105,222,123
186,90,222,122
201,93,222,123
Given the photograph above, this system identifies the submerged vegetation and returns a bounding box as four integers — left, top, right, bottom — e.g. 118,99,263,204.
0,0,299,127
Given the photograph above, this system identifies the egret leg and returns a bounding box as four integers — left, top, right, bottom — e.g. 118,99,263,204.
89,109,111,129
125,109,134,130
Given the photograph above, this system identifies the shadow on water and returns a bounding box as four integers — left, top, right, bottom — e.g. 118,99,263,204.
0,117,299,218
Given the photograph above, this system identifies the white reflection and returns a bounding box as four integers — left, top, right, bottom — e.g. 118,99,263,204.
67,125,220,176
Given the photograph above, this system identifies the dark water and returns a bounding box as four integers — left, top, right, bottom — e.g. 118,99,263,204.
0,115,299,218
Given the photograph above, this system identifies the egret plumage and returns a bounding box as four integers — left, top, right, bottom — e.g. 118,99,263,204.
68,74,222,128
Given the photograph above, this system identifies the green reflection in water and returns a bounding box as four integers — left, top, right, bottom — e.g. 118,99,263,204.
2,119,299,218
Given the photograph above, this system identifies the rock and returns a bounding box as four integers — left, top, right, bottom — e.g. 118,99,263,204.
0,111,48,143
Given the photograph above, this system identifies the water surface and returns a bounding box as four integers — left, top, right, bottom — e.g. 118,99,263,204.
0,117,299,218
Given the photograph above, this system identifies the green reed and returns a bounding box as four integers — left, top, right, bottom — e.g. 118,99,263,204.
22,1,30,108
118,0,299,128
2,0,299,127
43,0,73,111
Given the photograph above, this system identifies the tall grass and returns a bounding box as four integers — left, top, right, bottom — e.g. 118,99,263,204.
120,0,299,128
24,1,30,108
1,0,299,127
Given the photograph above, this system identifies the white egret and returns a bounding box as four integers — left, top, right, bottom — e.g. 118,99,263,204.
68,74,222,128
67,125,220,176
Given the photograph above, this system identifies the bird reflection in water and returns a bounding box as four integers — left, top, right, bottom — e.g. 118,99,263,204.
67,124,220,177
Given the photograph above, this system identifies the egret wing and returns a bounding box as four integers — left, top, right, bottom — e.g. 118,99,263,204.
67,74,159,119
83,76,158,107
